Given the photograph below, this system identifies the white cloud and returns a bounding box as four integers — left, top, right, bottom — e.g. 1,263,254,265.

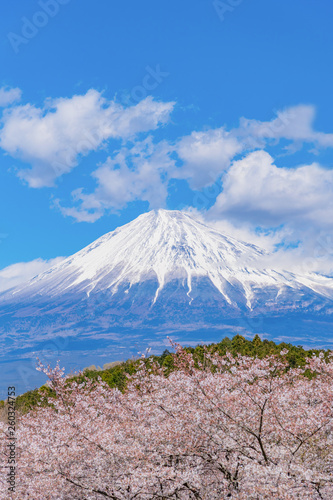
211,150,333,227
0,90,175,188
236,105,333,150
2,89,333,273
0,86,22,107
205,150,333,273
172,128,242,189
166,105,333,192
55,138,174,222
0,257,65,293
54,103,333,224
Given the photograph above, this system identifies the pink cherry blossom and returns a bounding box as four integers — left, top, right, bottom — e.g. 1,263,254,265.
1,346,332,498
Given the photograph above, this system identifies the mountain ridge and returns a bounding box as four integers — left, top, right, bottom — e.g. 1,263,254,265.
3,209,333,313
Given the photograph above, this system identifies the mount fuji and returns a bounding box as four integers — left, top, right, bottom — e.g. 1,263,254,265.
1,209,333,395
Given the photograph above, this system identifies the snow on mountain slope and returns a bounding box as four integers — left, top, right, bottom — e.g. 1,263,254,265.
3,209,333,313
2,209,333,398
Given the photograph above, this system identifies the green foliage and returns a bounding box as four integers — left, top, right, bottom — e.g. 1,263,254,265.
14,385,55,414
7,335,331,414
188,334,329,370
152,349,175,375
76,358,139,392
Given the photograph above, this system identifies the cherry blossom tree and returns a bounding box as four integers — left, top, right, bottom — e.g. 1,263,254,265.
1,345,333,499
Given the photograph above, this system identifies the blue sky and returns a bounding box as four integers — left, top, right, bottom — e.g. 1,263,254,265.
1,0,333,289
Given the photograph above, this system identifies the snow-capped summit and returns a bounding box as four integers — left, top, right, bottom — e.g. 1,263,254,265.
5,209,333,312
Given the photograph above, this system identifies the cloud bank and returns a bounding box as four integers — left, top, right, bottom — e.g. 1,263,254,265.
0,86,22,107
0,89,174,187
1,86,333,272
0,257,65,293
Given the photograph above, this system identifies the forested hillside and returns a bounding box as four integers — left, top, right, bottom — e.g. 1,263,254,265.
3,334,329,414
